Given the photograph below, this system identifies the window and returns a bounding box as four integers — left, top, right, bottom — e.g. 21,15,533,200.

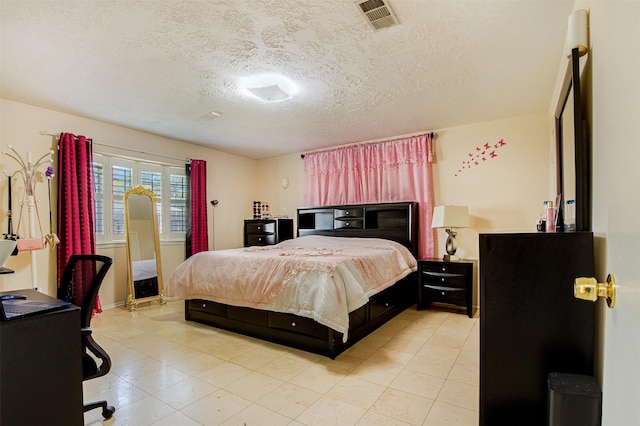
93,153,187,243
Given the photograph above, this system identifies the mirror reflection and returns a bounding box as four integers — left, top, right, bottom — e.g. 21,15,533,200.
561,88,576,204
124,185,164,310
555,47,589,231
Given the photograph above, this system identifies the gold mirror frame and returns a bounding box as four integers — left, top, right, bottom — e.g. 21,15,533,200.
124,185,165,310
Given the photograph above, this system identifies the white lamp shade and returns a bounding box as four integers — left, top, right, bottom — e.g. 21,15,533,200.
567,9,588,57
431,205,471,229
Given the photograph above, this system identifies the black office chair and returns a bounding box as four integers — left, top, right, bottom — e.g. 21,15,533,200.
58,254,116,420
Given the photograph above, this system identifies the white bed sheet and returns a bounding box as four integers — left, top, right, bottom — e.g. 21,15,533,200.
164,235,417,341
132,259,158,281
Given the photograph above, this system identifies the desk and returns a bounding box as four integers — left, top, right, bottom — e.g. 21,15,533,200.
0,289,83,426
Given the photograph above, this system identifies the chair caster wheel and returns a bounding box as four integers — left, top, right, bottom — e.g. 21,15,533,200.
102,405,115,419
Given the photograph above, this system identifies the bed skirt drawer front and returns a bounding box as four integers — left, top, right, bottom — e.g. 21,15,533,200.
187,299,227,317
368,278,412,318
228,305,268,325
268,312,328,339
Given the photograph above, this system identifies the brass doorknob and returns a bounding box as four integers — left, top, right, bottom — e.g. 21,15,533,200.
574,274,616,308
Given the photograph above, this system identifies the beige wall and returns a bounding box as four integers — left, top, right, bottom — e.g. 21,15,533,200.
257,112,550,261
0,97,551,306
0,99,258,306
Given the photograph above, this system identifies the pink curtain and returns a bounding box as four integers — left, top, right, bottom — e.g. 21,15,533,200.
186,159,208,256
303,134,435,258
57,133,100,312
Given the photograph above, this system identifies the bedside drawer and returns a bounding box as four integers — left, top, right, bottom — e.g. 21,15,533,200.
423,285,466,303
244,218,293,247
245,221,275,234
421,263,469,275
417,259,474,317
421,270,466,289
246,234,276,246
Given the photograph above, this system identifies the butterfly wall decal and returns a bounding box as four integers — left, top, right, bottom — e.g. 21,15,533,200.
455,139,507,176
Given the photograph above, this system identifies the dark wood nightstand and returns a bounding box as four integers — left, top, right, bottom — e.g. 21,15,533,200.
417,258,475,318
244,218,293,247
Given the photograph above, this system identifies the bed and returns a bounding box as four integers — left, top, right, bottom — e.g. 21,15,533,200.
131,259,159,299
165,201,419,358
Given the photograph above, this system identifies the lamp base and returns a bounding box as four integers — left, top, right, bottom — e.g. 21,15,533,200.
442,254,460,262
443,230,460,261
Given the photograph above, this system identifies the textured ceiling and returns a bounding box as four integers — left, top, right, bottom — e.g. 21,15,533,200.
0,1,574,159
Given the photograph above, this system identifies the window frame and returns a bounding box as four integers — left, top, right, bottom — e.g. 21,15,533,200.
93,152,187,245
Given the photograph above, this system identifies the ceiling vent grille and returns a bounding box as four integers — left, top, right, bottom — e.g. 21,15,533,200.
356,0,399,31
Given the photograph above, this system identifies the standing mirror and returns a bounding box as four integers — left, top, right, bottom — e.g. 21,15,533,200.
124,185,164,310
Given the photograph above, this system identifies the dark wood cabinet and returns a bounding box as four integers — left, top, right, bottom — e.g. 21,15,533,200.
479,232,595,426
244,218,293,247
1,289,83,425
417,259,475,317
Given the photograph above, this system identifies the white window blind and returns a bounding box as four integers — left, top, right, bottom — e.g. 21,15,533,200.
92,153,187,243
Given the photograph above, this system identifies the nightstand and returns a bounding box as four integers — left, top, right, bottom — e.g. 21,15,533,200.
244,218,293,247
417,258,475,318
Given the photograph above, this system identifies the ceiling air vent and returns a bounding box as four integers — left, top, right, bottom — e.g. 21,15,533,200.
356,0,399,31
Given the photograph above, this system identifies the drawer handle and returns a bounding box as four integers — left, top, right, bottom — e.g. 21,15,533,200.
291,322,296,327
345,222,350,226
441,291,446,296
202,303,207,308
257,226,262,230
258,237,262,241
345,211,350,215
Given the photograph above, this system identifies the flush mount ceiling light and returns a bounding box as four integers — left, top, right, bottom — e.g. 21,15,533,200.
240,74,298,103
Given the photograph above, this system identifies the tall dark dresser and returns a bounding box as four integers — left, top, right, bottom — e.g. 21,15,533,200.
479,232,595,426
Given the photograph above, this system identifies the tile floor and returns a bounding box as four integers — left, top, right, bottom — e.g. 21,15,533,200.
84,302,479,426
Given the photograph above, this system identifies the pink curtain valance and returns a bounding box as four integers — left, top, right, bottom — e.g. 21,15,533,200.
303,134,435,258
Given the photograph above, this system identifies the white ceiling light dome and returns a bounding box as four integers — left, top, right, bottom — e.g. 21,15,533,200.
240,74,299,103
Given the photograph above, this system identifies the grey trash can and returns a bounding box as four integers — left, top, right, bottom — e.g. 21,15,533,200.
548,372,602,426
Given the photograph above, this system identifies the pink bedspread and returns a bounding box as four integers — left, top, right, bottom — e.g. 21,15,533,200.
165,235,417,340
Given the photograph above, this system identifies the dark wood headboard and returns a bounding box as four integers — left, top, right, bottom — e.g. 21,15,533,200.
297,202,419,256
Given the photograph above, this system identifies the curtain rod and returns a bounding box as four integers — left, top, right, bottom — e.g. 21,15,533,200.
40,131,189,163
300,131,436,159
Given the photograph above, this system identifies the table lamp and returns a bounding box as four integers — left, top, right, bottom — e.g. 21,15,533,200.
432,205,470,261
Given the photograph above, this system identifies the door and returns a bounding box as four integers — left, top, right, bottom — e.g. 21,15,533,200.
590,2,640,424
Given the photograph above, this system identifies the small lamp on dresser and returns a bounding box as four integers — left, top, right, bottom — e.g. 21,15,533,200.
431,205,470,261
